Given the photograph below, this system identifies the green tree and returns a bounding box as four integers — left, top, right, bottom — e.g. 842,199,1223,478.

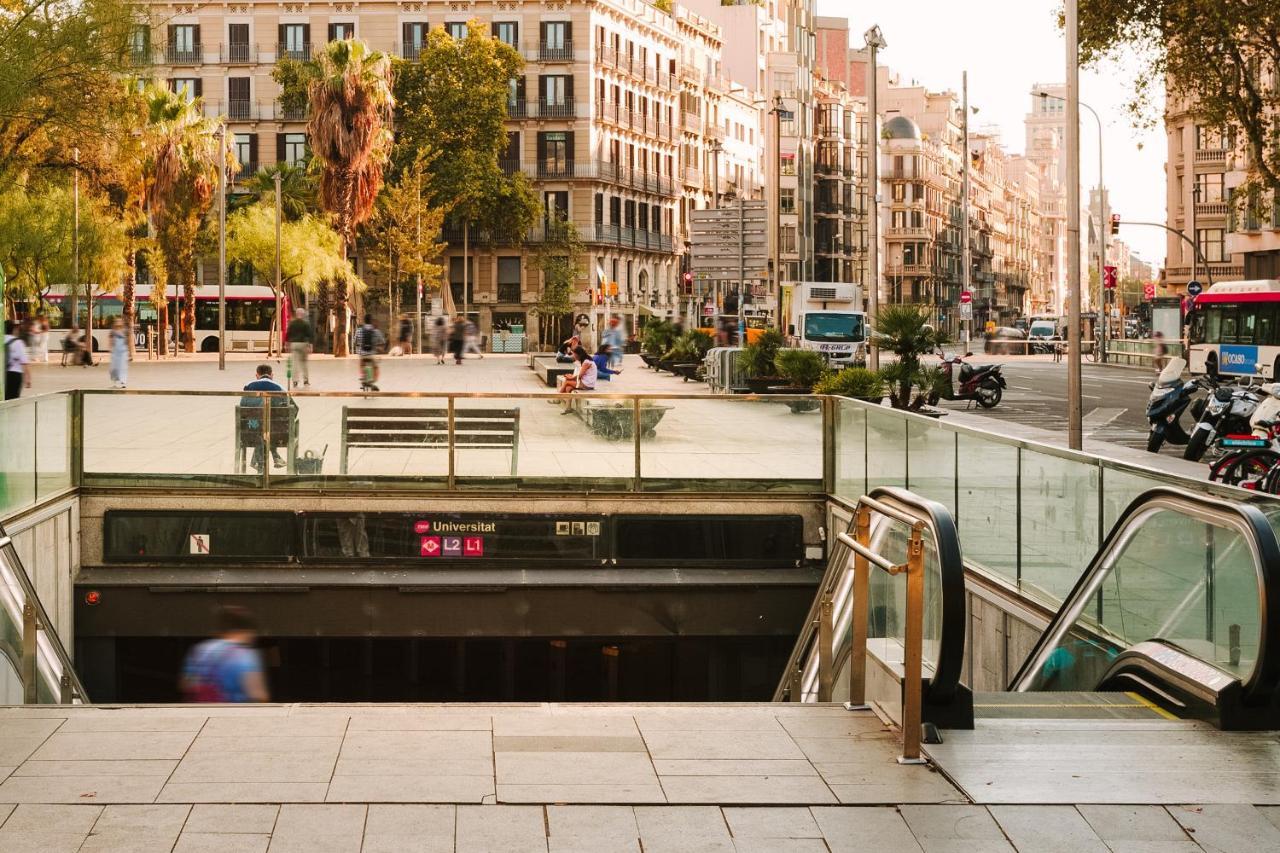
364,163,447,321
142,86,236,352
1079,0,1280,198
873,304,948,410
232,163,317,222
307,38,394,356
532,220,584,348
394,22,539,315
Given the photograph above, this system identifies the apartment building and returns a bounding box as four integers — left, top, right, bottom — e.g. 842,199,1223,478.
141,0,697,341
1023,84,1071,315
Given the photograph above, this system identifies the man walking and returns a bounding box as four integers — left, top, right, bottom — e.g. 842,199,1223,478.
285,308,314,388
180,606,269,703
4,319,31,400
602,315,626,371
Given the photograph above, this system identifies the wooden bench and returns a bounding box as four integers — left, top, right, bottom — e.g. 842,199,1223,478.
569,400,672,441
530,356,576,388
339,406,520,475
233,403,299,473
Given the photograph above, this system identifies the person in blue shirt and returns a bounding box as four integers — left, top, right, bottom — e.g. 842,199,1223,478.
240,364,286,471
180,606,269,703
602,316,626,370
593,344,623,381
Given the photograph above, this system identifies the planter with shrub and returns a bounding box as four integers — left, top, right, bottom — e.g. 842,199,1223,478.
737,329,786,392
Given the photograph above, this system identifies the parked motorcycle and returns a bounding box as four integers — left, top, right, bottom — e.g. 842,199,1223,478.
928,351,1006,408
1183,377,1262,462
1144,357,1201,453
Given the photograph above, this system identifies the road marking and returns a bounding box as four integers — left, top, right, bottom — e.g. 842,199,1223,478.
1083,407,1126,434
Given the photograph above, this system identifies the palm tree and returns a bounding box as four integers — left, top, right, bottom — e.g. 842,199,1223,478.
234,162,316,222
142,85,236,352
307,38,393,357
874,304,949,409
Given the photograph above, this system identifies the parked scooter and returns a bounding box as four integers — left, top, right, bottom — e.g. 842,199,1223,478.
1183,374,1262,462
1144,358,1204,453
928,350,1006,408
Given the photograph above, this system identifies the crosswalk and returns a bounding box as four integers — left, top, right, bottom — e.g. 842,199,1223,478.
938,397,1151,450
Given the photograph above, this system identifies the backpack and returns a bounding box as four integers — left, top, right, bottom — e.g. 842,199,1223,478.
182,641,235,702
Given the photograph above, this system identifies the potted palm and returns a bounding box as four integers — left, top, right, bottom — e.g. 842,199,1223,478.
773,348,825,412
738,329,785,392
641,320,675,368
663,329,713,380
873,305,949,410
814,366,885,403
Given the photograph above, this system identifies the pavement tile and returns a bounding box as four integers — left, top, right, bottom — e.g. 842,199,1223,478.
0,829,93,853
724,806,822,838
333,757,493,776
326,775,493,803
90,803,191,834
1076,804,1202,852
0,803,12,825
494,735,648,752
498,783,666,804
653,760,819,777
988,806,1109,853
201,716,349,738
1167,804,1280,853
634,804,731,851
13,760,177,777
157,782,330,803
1263,806,1280,833
185,736,342,756
496,751,658,785
810,806,923,853
184,804,280,834
346,712,491,731
361,804,455,853
774,714,894,739
175,833,272,853
547,805,639,850
494,713,640,737
731,841,828,853
634,712,787,733
643,730,804,761
266,804,366,853
0,719,65,765
828,779,965,805
455,804,547,853
898,805,1015,852
1,803,102,832
0,774,166,804
30,731,195,762
169,751,339,784
660,775,838,805
338,730,492,761
57,713,207,733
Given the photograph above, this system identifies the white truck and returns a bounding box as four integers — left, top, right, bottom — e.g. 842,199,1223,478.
781,282,867,366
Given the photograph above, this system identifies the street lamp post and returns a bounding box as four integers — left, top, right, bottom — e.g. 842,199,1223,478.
709,138,722,210
962,73,971,349
217,123,227,371
1065,0,1082,449
864,25,887,370
274,170,282,360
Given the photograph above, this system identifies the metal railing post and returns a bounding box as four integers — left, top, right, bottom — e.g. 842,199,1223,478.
899,523,927,764
262,395,272,489
846,504,872,709
632,397,642,491
790,662,804,701
60,673,72,704
447,396,457,489
71,390,84,488
817,596,834,702
21,602,37,704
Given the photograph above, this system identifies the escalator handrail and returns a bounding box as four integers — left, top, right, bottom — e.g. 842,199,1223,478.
1009,487,1280,705
0,521,89,703
867,488,967,704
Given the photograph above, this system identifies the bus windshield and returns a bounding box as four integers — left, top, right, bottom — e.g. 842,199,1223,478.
804,312,864,343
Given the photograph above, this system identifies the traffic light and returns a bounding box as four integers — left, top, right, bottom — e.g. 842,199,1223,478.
1110,213,1120,236
681,271,693,295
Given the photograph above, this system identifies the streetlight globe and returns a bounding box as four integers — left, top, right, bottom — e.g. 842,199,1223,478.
864,24,887,50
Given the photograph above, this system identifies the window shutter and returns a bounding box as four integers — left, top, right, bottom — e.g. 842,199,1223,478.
565,75,574,100
302,24,310,47
511,22,518,44
564,131,574,162
328,23,337,41
539,22,547,44
278,24,286,48
248,134,258,169
490,21,499,37
402,21,411,47
538,74,547,101
516,76,526,99
229,77,249,100
168,24,177,46
277,133,286,164
564,22,572,44
536,132,546,162
192,25,201,50
194,78,202,98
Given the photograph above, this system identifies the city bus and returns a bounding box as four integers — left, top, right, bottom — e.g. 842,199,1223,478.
1188,280,1280,378
37,284,285,353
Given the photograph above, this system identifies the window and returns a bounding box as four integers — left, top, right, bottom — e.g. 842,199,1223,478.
891,184,905,202
780,154,795,176
1195,125,1230,150
1195,172,1224,203
233,133,253,172
497,257,521,303
328,22,355,40
279,23,309,59
445,22,467,40
780,225,797,253
129,25,150,61
172,78,201,101
507,77,526,114
282,132,307,166
401,22,426,58
168,24,198,61
542,75,569,105
492,21,518,47
1197,228,1226,263
228,77,250,119
544,191,569,225
540,21,571,60
448,257,474,305
537,131,573,177
780,188,795,214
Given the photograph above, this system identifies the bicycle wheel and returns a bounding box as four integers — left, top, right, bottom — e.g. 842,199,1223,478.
1209,449,1279,486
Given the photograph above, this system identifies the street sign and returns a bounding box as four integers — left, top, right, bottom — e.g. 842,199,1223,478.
1187,280,1203,296
1143,283,1156,300
959,291,972,304
958,302,973,319
1103,265,1118,289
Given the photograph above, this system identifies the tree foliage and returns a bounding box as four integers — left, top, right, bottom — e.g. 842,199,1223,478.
394,23,539,238
1079,0,1280,195
363,162,447,314
872,304,948,409
532,220,583,347
226,203,359,297
232,163,317,222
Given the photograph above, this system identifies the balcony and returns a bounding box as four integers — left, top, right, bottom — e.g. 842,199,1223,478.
885,226,932,239
537,41,574,62
221,43,256,64
681,111,703,133
128,48,152,67
277,42,312,62
535,99,577,119
1194,148,1228,165
278,102,306,122
398,42,424,61
234,161,259,183
536,161,574,180
507,100,529,119
164,44,203,65
682,166,702,187
593,224,674,253
227,99,253,120
498,159,521,175
1195,201,1229,218
886,263,934,276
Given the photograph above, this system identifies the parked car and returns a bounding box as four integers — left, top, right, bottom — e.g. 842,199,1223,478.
985,326,1028,355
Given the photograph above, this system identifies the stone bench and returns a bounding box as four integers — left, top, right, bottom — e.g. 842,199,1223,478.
530,356,576,388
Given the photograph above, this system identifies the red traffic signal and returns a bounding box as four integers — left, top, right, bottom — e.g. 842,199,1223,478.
1110,213,1120,236
682,272,693,283
1103,265,1118,289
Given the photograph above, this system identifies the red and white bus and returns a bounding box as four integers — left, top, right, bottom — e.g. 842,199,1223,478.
37,284,286,353
1188,280,1280,378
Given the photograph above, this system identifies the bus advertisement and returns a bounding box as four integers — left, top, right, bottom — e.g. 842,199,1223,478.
1188,280,1280,378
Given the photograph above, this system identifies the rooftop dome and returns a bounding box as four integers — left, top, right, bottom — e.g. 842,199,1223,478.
883,115,921,140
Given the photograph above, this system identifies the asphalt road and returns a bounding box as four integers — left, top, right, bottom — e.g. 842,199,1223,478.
934,358,1162,452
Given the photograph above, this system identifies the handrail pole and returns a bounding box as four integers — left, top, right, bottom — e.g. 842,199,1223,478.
817,596,833,701
899,523,927,764
447,397,457,489
790,662,804,701
21,603,37,704
846,504,871,709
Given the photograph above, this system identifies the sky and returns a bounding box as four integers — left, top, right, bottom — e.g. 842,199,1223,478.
816,0,1167,269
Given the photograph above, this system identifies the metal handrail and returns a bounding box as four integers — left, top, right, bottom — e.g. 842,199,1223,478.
0,524,89,704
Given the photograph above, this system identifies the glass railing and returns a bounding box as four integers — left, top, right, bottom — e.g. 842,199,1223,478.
0,521,87,703
0,395,74,518
830,397,1280,607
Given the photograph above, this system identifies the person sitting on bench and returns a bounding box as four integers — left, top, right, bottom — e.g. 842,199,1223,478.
240,364,287,472
592,344,623,382
556,335,581,363
557,346,597,406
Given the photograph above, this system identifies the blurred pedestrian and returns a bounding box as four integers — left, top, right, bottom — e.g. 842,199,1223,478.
602,316,626,370
397,314,413,355
4,319,32,399
1152,330,1168,373
108,317,129,388
180,606,269,703
593,344,622,381
448,314,467,365
29,313,48,363
464,317,484,359
285,307,314,388
430,316,447,364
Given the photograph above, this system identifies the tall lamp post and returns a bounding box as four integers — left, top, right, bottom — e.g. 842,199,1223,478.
1065,0,1082,449
217,123,227,371
864,25,887,370
709,138,722,210
1037,89,1106,363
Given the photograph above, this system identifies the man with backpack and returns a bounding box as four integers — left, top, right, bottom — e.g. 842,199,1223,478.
354,313,386,390
179,606,269,703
